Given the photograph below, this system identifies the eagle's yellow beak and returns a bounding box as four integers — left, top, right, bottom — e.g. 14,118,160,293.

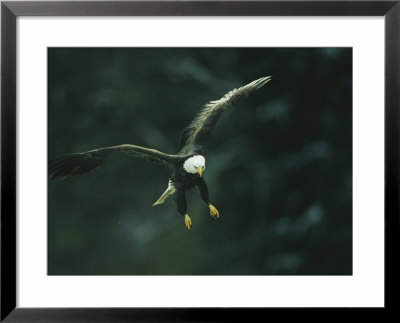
197,167,203,177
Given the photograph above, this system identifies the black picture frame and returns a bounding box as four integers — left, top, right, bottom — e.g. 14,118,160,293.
1,0,399,321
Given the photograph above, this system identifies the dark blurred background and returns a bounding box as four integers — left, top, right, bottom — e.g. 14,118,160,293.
48,48,352,275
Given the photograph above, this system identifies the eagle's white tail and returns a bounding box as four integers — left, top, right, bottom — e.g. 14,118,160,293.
152,180,176,206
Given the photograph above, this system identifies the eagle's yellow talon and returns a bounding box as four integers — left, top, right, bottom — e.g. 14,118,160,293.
184,214,192,230
209,204,220,219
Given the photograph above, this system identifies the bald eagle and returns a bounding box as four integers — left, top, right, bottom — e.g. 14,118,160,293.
49,76,271,229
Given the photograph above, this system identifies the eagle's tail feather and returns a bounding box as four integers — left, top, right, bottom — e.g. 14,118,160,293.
152,180,176,206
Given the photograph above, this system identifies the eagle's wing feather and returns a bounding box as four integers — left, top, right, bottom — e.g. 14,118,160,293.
49,144,176,179
179,76,271,153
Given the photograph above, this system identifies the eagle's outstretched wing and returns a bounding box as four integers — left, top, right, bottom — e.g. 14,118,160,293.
178,76,271,155
49,144,177,179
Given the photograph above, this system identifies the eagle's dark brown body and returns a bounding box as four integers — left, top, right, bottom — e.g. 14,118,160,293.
172,167,200,190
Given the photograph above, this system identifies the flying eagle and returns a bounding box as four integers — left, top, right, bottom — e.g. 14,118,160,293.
49,76,271,229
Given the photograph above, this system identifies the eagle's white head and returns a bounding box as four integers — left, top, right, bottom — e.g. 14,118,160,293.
183,155,206,177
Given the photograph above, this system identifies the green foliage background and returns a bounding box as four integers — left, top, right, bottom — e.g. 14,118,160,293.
48,48,352,275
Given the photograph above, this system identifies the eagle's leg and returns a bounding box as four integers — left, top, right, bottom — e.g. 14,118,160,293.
197,178,220,219
175,189,192,230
